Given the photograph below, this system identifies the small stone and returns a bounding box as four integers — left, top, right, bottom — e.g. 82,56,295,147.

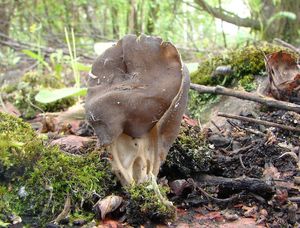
208,134,231,147
18,186,28,198
45,223,60,228
59,217,69,225
73,220,87,226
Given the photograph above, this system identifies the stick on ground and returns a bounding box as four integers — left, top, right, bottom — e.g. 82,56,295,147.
218,112,300,133
190,83,300,113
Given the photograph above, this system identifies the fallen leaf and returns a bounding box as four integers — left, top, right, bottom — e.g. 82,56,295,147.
263,163,281,180
0,101,21,116
94,195,123,220
169,179,193,196
242,205,258,218
265,51,300,102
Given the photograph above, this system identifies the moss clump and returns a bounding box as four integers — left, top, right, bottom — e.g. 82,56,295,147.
239,74,256,92
161,122,212,179
125,182,176,225
188,42,294,119
0,112,117,225
2,71,76,119
190,42,291,86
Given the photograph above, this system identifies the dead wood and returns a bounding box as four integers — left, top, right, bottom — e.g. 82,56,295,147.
193,174,274,198
218,112,300,133
274,38,300,55
0,32,93,60
190,180,246,204
190,83,300,113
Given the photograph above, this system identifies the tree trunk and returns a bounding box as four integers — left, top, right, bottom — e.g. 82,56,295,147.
0,0,15,40
128,0,138,34
262,0,300,44
111,6,120,39
194,0,300,44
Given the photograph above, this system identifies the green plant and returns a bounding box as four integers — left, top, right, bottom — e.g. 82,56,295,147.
0,112,117,224
125,181,176,225
34,28,90,104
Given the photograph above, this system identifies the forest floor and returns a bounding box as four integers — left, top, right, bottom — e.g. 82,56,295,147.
1,43,300,227
3,97,298,227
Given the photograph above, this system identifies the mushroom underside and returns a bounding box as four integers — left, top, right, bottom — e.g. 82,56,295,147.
109,126,164,186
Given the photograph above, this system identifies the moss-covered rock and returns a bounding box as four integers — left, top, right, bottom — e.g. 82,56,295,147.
125,181,176,225
188,42,296,119
0,112,117,225
161,122,212,179
190,42,291,86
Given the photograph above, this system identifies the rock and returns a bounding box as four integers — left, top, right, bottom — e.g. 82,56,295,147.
45,223,60,228
18,186,28,198
58,217,69,225
208,134,231,147
50,135,95,154
73,220,87,226
169,179,193,196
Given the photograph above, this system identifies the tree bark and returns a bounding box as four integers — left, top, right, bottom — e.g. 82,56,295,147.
193,0,260,29
193,0,300,44
128,0,138,34
0,0,15,41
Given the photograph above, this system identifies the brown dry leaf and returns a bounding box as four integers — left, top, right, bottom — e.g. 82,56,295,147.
94,195,123,220
274,189,288,204
263,163,281,180
50,135,94,154
265,51,300,102
40,116,56,133
169,179,193,196
0,101,21,116
242,205,258,218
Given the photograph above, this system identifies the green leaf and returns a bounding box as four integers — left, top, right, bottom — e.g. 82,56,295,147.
22,49,51,70
0,219,10,227
75,62,91,72
35,87,87,103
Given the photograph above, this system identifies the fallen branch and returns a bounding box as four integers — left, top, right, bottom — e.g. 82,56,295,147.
187,178,246,204
53,194,71,224
193,174,275,198
0,32,93,60
190,83,300,113
218,112,300,133
274,38,300,55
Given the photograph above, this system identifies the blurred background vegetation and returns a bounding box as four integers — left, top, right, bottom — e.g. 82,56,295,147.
1,0,299,59
0,0,299,118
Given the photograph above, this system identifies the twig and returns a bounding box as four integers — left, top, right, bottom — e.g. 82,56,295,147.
187,178,245,204
53,194,71,224
239,154,247,169
218,112,300,133
0,32,94,60
288,197,300,203
274,38,300,55
0,94,8,113
211,120,221,131
190,83,300,113
228,119,265,136
193,174,275,198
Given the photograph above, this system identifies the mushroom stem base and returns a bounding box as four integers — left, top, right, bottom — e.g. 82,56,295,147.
109,127,165,186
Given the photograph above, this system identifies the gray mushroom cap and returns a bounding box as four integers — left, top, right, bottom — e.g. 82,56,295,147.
85,34,190,185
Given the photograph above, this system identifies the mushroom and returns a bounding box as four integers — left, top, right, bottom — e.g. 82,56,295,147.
85,34,190,186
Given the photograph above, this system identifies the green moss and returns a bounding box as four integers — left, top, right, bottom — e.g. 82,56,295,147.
239,74,257,92
161,122,212,179
125,182,176,225
188,42,297,119
190,42,292,86
0,112,117,225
